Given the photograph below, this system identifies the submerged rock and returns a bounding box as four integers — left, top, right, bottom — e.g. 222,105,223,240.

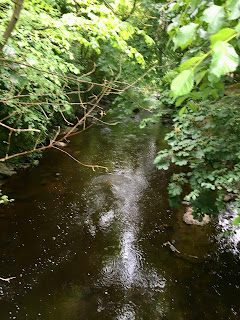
54,141,68,147
0,163,16,177
223,193,237,202
183,207,211,226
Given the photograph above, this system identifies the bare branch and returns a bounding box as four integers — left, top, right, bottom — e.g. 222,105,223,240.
102,0,157,20
124,91,153,112
0,276,16,283
0,122,41,132
52,146,108,172
0,73,114,162
88,115,120,126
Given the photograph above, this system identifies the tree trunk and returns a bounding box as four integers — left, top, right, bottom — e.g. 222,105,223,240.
0,0,24,53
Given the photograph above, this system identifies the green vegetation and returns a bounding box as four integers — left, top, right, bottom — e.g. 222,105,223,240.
0,0,240,222
0,0,155,163
0,188,14,204
153,0,240,221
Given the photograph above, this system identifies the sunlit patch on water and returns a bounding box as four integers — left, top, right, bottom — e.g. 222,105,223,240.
116,304,136,320
99,209,115,230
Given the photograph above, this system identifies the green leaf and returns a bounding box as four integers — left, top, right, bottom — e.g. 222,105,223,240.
119,0,126,6
173,23,198,50
211,89,219,99
232,215,240,226
172,3,180,11
196,70,207,85
175,96,188,107
175,158,188,166
155,160,170,170
179,106,187,115
179,57,201,71
201,5,225,34
189,91,201,99
210,41,239,78
187,101,198,111
210,28,237,47
208,73,219,84
202,87,211,99
171,70,194,97
169,183,183,196
190,0,199,11
235,21,240,35
194,150,204,158
227,0,240,20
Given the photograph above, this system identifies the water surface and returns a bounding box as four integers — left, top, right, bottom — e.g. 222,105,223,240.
0,113,240,319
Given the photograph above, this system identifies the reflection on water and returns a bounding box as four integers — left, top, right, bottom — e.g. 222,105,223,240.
0,114,240,319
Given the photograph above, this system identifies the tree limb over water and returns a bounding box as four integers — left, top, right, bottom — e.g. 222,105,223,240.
0,56,165,169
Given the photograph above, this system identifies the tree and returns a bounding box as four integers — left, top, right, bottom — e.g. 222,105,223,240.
0,0,155,165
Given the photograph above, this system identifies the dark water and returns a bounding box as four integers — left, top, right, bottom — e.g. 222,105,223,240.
0,113,240,320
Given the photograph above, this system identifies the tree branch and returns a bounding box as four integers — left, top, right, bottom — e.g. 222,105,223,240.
0,122,41,133
0,276,16,283
0,0,24,53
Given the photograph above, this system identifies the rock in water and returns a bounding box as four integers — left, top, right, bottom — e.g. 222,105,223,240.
183,207,210,226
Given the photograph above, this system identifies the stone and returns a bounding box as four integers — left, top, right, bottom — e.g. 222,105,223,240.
183,207,211,226
54,141,68,147
223,193,236,202
0,163,16,177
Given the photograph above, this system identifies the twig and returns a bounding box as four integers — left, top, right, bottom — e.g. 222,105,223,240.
124,91,153,112
88,115,120,126
162,0,177,8
102,0,157,20
1,88,95,102
120,63,169,92
163,241,181,254
52,146,108,172
0,122,41,132
0,276,16,283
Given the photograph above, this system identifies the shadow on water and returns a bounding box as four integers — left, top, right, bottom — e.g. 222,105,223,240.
0,113,240,319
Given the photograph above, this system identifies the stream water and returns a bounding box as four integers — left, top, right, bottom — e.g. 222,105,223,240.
0,113,240,319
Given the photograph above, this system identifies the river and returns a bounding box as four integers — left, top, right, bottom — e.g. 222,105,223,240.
0,112,240,319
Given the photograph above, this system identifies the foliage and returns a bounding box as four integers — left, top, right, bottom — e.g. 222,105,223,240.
0,189,14,204
0,0,156,163
154,95,240,217
165,0,240,111
152,0,240,220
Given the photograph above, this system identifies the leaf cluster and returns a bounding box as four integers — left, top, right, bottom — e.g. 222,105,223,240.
154,96,240,216
165,0,239,107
